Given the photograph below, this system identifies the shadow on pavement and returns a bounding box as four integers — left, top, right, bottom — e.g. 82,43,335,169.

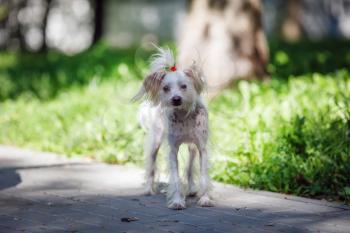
0,162,88,191
0,150,348,233
0,168,21,190
1,182,348,233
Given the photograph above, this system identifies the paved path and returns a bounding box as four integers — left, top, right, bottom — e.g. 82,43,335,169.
0,146,349,233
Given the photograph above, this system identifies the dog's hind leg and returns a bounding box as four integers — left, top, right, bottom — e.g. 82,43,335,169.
197,144,213,207
144,127,163,195
186,144,197,197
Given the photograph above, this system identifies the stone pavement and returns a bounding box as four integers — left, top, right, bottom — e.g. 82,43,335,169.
0,146,349,233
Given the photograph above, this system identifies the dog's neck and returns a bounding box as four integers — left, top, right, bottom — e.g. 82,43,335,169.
165,99,203,122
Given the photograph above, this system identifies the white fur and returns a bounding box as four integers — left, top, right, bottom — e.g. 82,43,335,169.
135,47,213,209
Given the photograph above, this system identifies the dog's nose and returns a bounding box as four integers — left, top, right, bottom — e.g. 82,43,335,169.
171,96,182,106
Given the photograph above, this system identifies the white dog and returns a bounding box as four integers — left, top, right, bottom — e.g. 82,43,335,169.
133,47,212,210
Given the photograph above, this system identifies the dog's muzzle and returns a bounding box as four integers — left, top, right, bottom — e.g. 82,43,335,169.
171,96,182,106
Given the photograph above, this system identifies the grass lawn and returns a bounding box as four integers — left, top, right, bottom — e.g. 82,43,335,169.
0,41,349,203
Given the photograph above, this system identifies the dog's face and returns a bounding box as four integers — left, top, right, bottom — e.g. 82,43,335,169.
140,68,204,110
132,47,205,108
159,71,197,109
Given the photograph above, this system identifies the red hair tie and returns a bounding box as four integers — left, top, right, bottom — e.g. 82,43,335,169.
170,65,177,72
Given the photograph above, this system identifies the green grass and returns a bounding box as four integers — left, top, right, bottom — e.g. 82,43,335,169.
0,41,349,203
211,72,350,202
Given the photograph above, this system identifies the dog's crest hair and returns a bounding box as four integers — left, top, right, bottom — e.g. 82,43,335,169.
132,47,176,103
150,47,176,73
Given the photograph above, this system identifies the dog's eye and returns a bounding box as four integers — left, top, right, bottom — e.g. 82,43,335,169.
163,85,170,92
180,84,187,90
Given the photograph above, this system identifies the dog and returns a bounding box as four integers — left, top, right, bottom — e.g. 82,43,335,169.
133,47,212,210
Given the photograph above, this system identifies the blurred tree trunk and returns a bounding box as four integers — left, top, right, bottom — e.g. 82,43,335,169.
178,0,269,98
39,0,52,52
92,0,104,44
281,0,302,41
0,0,9,49
6,0,26,50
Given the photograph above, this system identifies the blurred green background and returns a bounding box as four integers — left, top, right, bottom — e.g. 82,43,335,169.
0,0,349,203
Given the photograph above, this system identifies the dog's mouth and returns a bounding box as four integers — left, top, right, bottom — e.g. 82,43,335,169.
172,101,182,106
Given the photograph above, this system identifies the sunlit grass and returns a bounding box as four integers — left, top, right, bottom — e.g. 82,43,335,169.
210,71,350,201
0,78,144,163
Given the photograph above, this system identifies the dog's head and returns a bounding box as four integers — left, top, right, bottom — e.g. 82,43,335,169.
133,47,205,110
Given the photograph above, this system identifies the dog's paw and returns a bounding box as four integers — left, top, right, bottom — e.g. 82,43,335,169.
168,199,186,210
197,195,214,207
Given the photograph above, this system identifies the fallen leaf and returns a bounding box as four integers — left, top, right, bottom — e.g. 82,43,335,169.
121,217,139,222
159,219,179,223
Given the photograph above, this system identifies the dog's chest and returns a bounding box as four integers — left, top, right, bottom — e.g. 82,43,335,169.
167,106,208,143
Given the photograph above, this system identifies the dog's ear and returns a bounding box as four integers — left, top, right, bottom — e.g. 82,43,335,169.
184,63,205,94
132,71,166,104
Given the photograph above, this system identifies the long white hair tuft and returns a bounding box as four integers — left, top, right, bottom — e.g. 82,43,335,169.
150,47,176,73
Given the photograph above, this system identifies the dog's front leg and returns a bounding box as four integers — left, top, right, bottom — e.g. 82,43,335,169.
144,127,163,195
197,145,213,207
167,142,186,210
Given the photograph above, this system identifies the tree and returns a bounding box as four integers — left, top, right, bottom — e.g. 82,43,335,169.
178,0,269,98
92,0,104,44
0,0,52,52
39,0,52,52
1,0,26,50
281,0,302,41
